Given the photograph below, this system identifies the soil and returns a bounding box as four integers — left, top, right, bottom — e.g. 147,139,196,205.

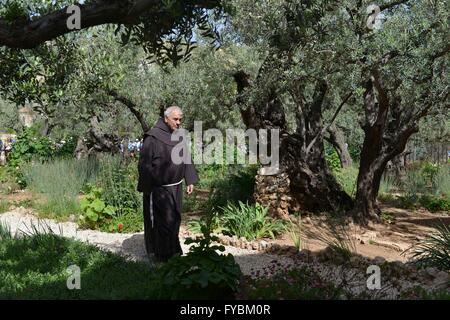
182,202,450,263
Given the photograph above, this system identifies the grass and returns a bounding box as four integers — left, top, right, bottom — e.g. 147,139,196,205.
409,223,450,271
34,198,81,220
333,166,358,198
379,174,397,195
433,165,450,199
0,165,20,194
288,214,303,252
96,155,140,217
99,210,144,233
218,201,286,241
0,200,10,214
404,166,428,196
303,218,357,262
0,230,158,299
0,220,12,240
21,158,98,218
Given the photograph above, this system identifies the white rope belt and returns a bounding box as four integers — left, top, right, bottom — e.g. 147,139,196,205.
149,179,183,228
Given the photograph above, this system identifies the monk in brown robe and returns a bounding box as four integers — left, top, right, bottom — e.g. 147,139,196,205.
137,106,198,262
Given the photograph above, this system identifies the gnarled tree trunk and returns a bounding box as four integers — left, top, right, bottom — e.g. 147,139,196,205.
234,68,353,213
325,124,353,169
353,72,419,224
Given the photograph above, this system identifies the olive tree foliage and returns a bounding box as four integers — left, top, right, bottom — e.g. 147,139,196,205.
0,98,19,131
0,17,259,148
0,0,225,66
227,0,449,220
349,0,449,221
71,27,260,135
0,34,81,136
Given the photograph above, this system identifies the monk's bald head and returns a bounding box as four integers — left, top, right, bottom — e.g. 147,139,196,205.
164,106,183,132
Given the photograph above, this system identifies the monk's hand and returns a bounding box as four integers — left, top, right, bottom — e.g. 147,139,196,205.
187,184,194,195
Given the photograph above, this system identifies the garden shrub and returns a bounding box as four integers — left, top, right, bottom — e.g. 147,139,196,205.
79,186,116,228
189,201,286,241
325,145,341,172
219,201,286,240
151,228,242,299
96,156,140,217
419,195,450,212
207,164,257,211
7,128,54,187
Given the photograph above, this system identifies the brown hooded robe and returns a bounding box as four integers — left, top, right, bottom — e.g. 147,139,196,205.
137,118,198,262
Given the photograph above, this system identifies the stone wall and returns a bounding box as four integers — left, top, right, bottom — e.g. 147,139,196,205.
253,169,299,219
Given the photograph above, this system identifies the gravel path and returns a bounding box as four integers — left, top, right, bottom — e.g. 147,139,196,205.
0,208,294,276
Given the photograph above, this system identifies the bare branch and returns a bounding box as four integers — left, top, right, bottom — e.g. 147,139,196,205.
0,0,220,49
108,89,150,133
305,92,353,155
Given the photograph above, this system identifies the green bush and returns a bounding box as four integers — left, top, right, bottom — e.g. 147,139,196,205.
53,136,78,158
187,212,227,235
196,164,227,189
397,194,419,210
152,229,242,299
348,144,361,163
403,162,448,196
325,146,341,172
96,156,140,217
421,161,439,187
419,195,450,212
182,188,205,213
7,128,55,187
79,187,116,228
219,201,286,241
100,210,144,233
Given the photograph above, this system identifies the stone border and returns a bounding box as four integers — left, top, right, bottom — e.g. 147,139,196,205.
183,231,300,255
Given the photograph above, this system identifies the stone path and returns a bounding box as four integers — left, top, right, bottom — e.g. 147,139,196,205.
0,208,294,276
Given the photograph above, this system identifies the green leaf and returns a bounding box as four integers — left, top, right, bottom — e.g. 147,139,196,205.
91,198,105,212
104,205,116,216
86,208,98,222
79,198,90,211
